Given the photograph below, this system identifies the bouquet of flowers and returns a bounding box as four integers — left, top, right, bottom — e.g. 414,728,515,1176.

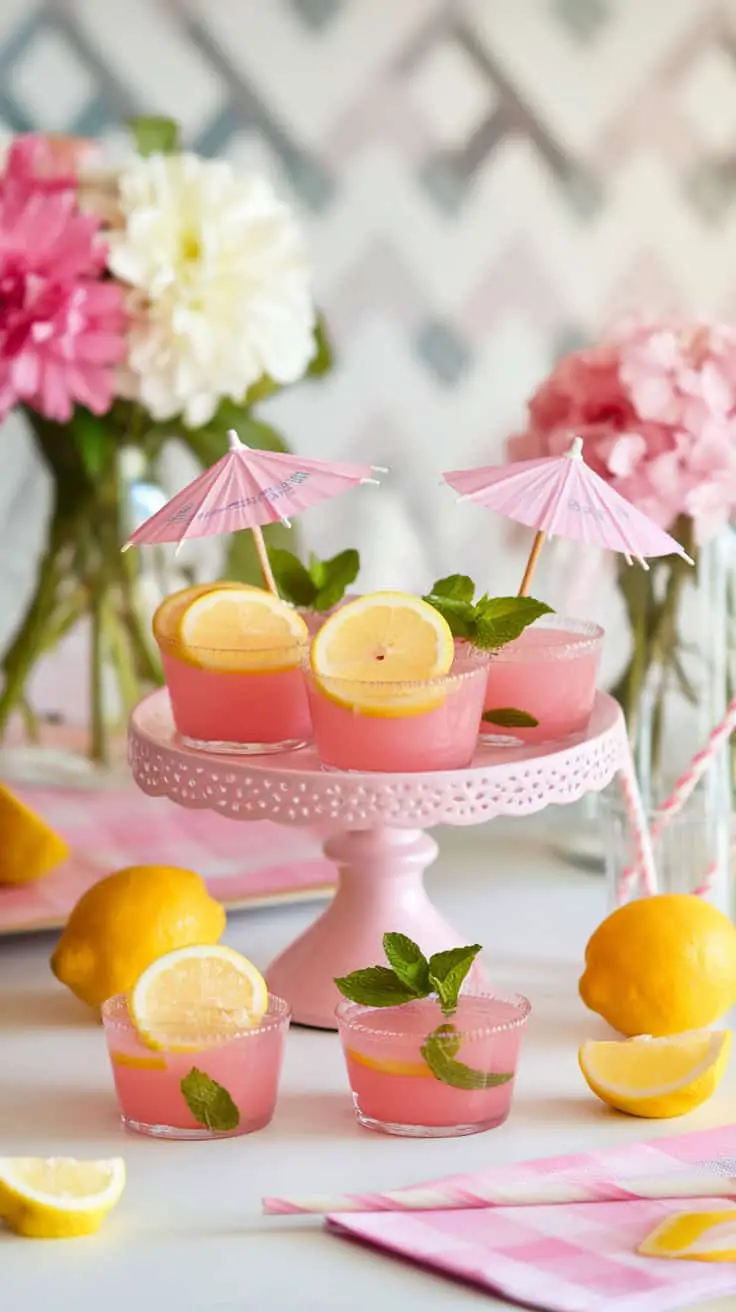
508,319,736,788
0,118,330,763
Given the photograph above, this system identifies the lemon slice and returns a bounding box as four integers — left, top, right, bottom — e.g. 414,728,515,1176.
153,581,248,644
129,944,269,1052
0,1156,125,1239
310,591,454,716
175,586,308,672
639,1210,736,1262
110,1050,167,1071
578,1030,731,1118
0,783,69,886
347,1048,433,1079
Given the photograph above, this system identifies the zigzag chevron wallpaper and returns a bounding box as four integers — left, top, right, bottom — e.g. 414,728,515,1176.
1,0,735,688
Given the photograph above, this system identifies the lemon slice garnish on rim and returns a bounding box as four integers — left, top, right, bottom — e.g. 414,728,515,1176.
578,1030,731,1118
174,585,308,672
129,944,269,1052
310,591,455,716
153,581,251,644
0,1156,126,1239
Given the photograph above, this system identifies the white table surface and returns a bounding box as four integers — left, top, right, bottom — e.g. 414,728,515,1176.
1,819,735,1312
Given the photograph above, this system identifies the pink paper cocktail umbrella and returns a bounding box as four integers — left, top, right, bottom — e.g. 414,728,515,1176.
443,435,693,595
124,430,383,594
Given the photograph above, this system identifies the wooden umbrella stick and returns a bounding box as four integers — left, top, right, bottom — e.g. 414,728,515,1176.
518,530,546,597
251,526,279,596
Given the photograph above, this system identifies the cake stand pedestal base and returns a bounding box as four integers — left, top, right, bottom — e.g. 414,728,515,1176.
266,827,485,1029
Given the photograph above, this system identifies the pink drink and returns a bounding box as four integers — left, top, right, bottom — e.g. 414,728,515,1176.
337,993,530,1137
102,994,290,1139
482,617,603,745
159,638,311,753
306,655,489,773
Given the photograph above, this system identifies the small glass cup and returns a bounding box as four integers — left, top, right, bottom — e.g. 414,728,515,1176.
101,994,291,1139
336,992,530,1138
157,631,311,754
304,652,490,773
480,615,604,746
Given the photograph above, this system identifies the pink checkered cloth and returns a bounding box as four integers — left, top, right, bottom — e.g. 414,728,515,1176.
328,1125,736,1311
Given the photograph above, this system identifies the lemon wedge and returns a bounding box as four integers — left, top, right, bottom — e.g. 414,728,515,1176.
347,1048,433,1079
639,1210,736,1262
175,586,308,672
578,1030,731,1118
129,943,269,1052
310,591,454,716
0,783,69,886
0,1156,125,1238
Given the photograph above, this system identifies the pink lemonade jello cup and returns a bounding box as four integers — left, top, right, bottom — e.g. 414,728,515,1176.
337,992,530,1138
481,616,604,746
305,651,490,773
102,994,291,1139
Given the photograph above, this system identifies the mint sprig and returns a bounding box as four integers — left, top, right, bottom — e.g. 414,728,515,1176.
423,575,552,651
421,1026,513,1090
180,1068,240,1133
268,547,359,612
482,708,539,728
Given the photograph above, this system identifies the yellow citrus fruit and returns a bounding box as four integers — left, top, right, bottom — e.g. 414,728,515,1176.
346,1048,433,1079
0,1157,125,1239
129,943,269,1052
578,1030,731,1118
579,894,736,1036
109,1050,166,1071
50,865,225,1009
639,1209,736,1262
175,585,308,672
0,783,69,885
310,591,454,716
152,581,248,644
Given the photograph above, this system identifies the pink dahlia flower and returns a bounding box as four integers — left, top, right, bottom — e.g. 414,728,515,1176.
0,134,126,423
508,319,736,539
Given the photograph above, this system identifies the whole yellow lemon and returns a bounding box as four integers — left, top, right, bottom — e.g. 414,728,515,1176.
51,865,226,1008
579,894,736,1037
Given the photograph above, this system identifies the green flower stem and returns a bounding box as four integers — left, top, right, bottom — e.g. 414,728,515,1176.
103,600,140,719
0,512,67,740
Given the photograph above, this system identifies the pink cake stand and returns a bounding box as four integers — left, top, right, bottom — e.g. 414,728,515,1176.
129,689,646,1029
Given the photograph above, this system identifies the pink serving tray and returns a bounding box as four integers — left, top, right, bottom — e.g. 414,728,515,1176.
0,785,337,937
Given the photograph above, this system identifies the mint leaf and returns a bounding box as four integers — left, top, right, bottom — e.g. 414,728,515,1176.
428,944,482,1015
313,548,360,612
180,1068,240,1132
482,707,539,728
335,965,418,1007
307,316,334,379
268,547,317,607
423,593,476,640
308,552,327,590
382,933,430,996
128,115,179,155
420,1027,514,1090
474,597,553,650
429,575,475,603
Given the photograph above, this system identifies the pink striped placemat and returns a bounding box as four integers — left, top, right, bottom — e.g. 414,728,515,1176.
328,1125,736,1311
0,785,336,935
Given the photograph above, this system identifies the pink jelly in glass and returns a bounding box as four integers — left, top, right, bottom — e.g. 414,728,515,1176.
337,992,530,1137
481,616,603,745
305,653,489,773
102,994,290,1139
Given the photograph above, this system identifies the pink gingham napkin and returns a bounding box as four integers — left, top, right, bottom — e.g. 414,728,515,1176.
328,1125,736,1312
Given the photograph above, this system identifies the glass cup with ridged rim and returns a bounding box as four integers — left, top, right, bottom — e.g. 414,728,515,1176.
480,615,604,746
101,994,291,1139
304,650,491,773
336,992,531,1137
156,631,312,754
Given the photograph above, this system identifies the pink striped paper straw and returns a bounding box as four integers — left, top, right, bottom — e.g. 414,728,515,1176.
616,750,657,899
692,861,717,899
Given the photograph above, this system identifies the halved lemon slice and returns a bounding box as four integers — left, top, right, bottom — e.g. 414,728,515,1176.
310,591,454,716
129,944,269,1052
153,581,248,644
639,1210,736,1262
175,586,308,672
0,1156,125,1238
346,1048,433,1079
578,1030,731,1119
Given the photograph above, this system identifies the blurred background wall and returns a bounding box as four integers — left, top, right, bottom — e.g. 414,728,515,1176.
1,0,735,699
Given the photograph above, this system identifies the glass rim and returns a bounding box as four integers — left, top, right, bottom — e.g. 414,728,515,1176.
157,633,310,659
335,990,531,1039
303,656,489,692
600,789,732,829
101,992,292,1037
491,614,604,661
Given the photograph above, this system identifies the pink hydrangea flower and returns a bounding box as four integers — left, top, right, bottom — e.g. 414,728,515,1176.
0,134,126,423
509,319,736,540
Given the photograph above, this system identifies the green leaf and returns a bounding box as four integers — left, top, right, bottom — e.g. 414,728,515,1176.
128,115,180,156
420,1027,514,1091
423,593,476,640
382,932,430,997
428,944,482,1016
482,707,539,728
334,965,418,1008
312,548,360,611
180,1068,240,1132
474,597,553,650
308,553,327,589
428,574,475,603
71,409,111,479
268,548,317,607
307,316,334,378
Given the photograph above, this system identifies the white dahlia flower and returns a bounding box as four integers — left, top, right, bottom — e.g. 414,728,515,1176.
107,153,316,427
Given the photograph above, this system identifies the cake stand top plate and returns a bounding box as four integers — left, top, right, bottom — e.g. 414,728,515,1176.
129,690,627,829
